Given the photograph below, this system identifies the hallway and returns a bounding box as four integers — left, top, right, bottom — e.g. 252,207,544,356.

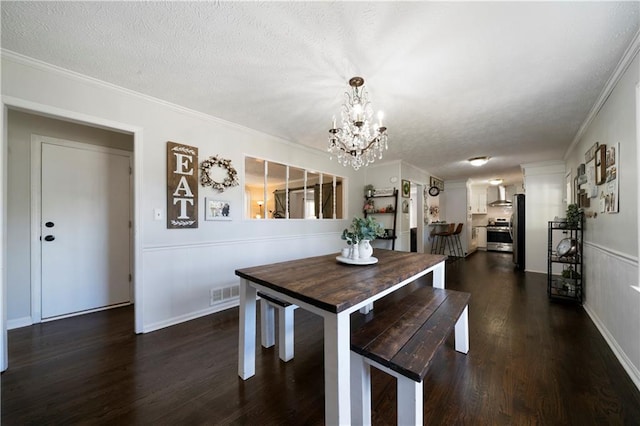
3,251,639,424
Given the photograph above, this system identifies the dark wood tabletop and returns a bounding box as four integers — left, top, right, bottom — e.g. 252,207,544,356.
235,249,446,313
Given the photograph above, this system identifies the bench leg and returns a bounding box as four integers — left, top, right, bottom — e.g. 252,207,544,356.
359,302,374,315
350,352,372,426
397,377,423,426
260,299,276,349
278,305,295,362
454,305,469,354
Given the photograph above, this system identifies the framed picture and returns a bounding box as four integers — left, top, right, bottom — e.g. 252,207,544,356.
586,160,597,198
595,144,606,185
401,179,410,198
205,198,232,221
585,142,599,163
603,143,619,213
429,176,444,192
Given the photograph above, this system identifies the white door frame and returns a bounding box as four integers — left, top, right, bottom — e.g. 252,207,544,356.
1,96,144,372
31,135,133,322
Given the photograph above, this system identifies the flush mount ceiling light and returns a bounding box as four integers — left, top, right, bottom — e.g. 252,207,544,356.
468,156,489,167
489,178,503,185
328,76,388,170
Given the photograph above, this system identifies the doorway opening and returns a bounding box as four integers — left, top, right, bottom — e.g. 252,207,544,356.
3,101,142,371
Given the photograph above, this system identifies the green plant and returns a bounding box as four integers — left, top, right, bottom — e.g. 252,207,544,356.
364,184,375,198
566,203,580,228
341,216,384,244
561,266,580,279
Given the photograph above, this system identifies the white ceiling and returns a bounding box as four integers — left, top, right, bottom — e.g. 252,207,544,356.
2,1,638,185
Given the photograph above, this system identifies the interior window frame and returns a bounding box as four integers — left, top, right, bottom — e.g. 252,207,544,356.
244,155,344,221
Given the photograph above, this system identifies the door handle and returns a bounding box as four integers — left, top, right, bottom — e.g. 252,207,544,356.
44,235,55,242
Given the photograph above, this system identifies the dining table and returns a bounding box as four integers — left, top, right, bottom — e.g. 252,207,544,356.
235,248,447,425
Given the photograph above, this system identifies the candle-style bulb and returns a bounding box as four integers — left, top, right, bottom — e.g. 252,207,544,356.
377,111,384,127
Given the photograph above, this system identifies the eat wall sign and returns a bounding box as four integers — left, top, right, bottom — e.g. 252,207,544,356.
167,141,198,229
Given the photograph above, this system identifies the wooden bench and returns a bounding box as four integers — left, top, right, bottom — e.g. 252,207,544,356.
350,286,470,425
258,292,298,362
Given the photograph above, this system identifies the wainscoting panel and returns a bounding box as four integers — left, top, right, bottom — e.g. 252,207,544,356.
141,232,343,332
583,242,640,390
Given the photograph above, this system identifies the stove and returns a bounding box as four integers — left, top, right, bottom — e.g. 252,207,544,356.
486,218,513,252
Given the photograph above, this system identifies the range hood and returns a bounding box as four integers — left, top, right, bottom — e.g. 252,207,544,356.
488,185,512,207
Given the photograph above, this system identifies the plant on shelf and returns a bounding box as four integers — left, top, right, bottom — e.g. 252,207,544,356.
364,184,375,198
341,216,384,244
561,266,580,279
566,203,580,228
363,200,375,214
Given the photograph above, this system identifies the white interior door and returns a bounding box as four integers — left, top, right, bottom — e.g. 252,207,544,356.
41,139,131,319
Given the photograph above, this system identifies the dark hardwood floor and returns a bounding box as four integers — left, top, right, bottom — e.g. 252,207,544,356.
3,251,640,425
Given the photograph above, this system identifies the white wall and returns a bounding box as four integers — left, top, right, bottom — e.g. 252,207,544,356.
521,161,566,273
2,52,363,333
564,48,640,390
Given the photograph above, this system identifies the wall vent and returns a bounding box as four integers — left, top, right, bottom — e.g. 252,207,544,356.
210,285,239,306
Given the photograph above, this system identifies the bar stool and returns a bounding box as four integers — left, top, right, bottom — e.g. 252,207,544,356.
432,223,456,256
451,223,464,259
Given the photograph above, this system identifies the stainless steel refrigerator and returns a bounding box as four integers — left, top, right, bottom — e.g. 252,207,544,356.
510,194,525,270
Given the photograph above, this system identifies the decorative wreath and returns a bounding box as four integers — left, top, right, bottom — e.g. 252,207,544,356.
199,155,239,192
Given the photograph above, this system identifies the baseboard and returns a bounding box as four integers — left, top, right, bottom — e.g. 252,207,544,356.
143,299,238,333
7,316,33,330
583,303,640,392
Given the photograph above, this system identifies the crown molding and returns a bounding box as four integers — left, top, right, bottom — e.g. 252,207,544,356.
0,49,329,159
565,29,640,159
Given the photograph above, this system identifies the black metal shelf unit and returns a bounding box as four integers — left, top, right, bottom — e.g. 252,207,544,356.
364,188,398,250
547,213,584,303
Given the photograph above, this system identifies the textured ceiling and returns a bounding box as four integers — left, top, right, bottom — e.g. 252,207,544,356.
2,1,639,185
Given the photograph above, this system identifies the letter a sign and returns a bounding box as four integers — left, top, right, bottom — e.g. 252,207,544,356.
167,142,198,228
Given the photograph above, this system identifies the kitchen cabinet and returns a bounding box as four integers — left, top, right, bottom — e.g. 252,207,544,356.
470,186,487,214
476,226,487,249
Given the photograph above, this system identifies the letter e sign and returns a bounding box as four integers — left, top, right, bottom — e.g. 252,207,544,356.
167,141,198,228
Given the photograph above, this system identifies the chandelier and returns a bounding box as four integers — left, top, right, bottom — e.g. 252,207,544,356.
328,76,388,170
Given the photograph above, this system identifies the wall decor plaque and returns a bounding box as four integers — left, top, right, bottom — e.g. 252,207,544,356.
584,142,599,163
603,143,618,213
167,142,198,228
429,176,444,192
595,144,606,185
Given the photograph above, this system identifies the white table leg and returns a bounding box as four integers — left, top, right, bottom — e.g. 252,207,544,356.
350,352,371,426
455,305,469,354
260,299,275,348
323,312,351,425
397,378,423,426
433,261,445,289
279,305,295,362
238,278,257,380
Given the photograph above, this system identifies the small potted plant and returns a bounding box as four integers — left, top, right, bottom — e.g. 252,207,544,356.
341,216,384,259
364,184,375,198
363,200,375,214
566,203,581,229
353,216,384,242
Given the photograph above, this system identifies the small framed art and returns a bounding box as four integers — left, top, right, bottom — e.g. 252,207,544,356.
401,179,410,198
205,198,232,221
